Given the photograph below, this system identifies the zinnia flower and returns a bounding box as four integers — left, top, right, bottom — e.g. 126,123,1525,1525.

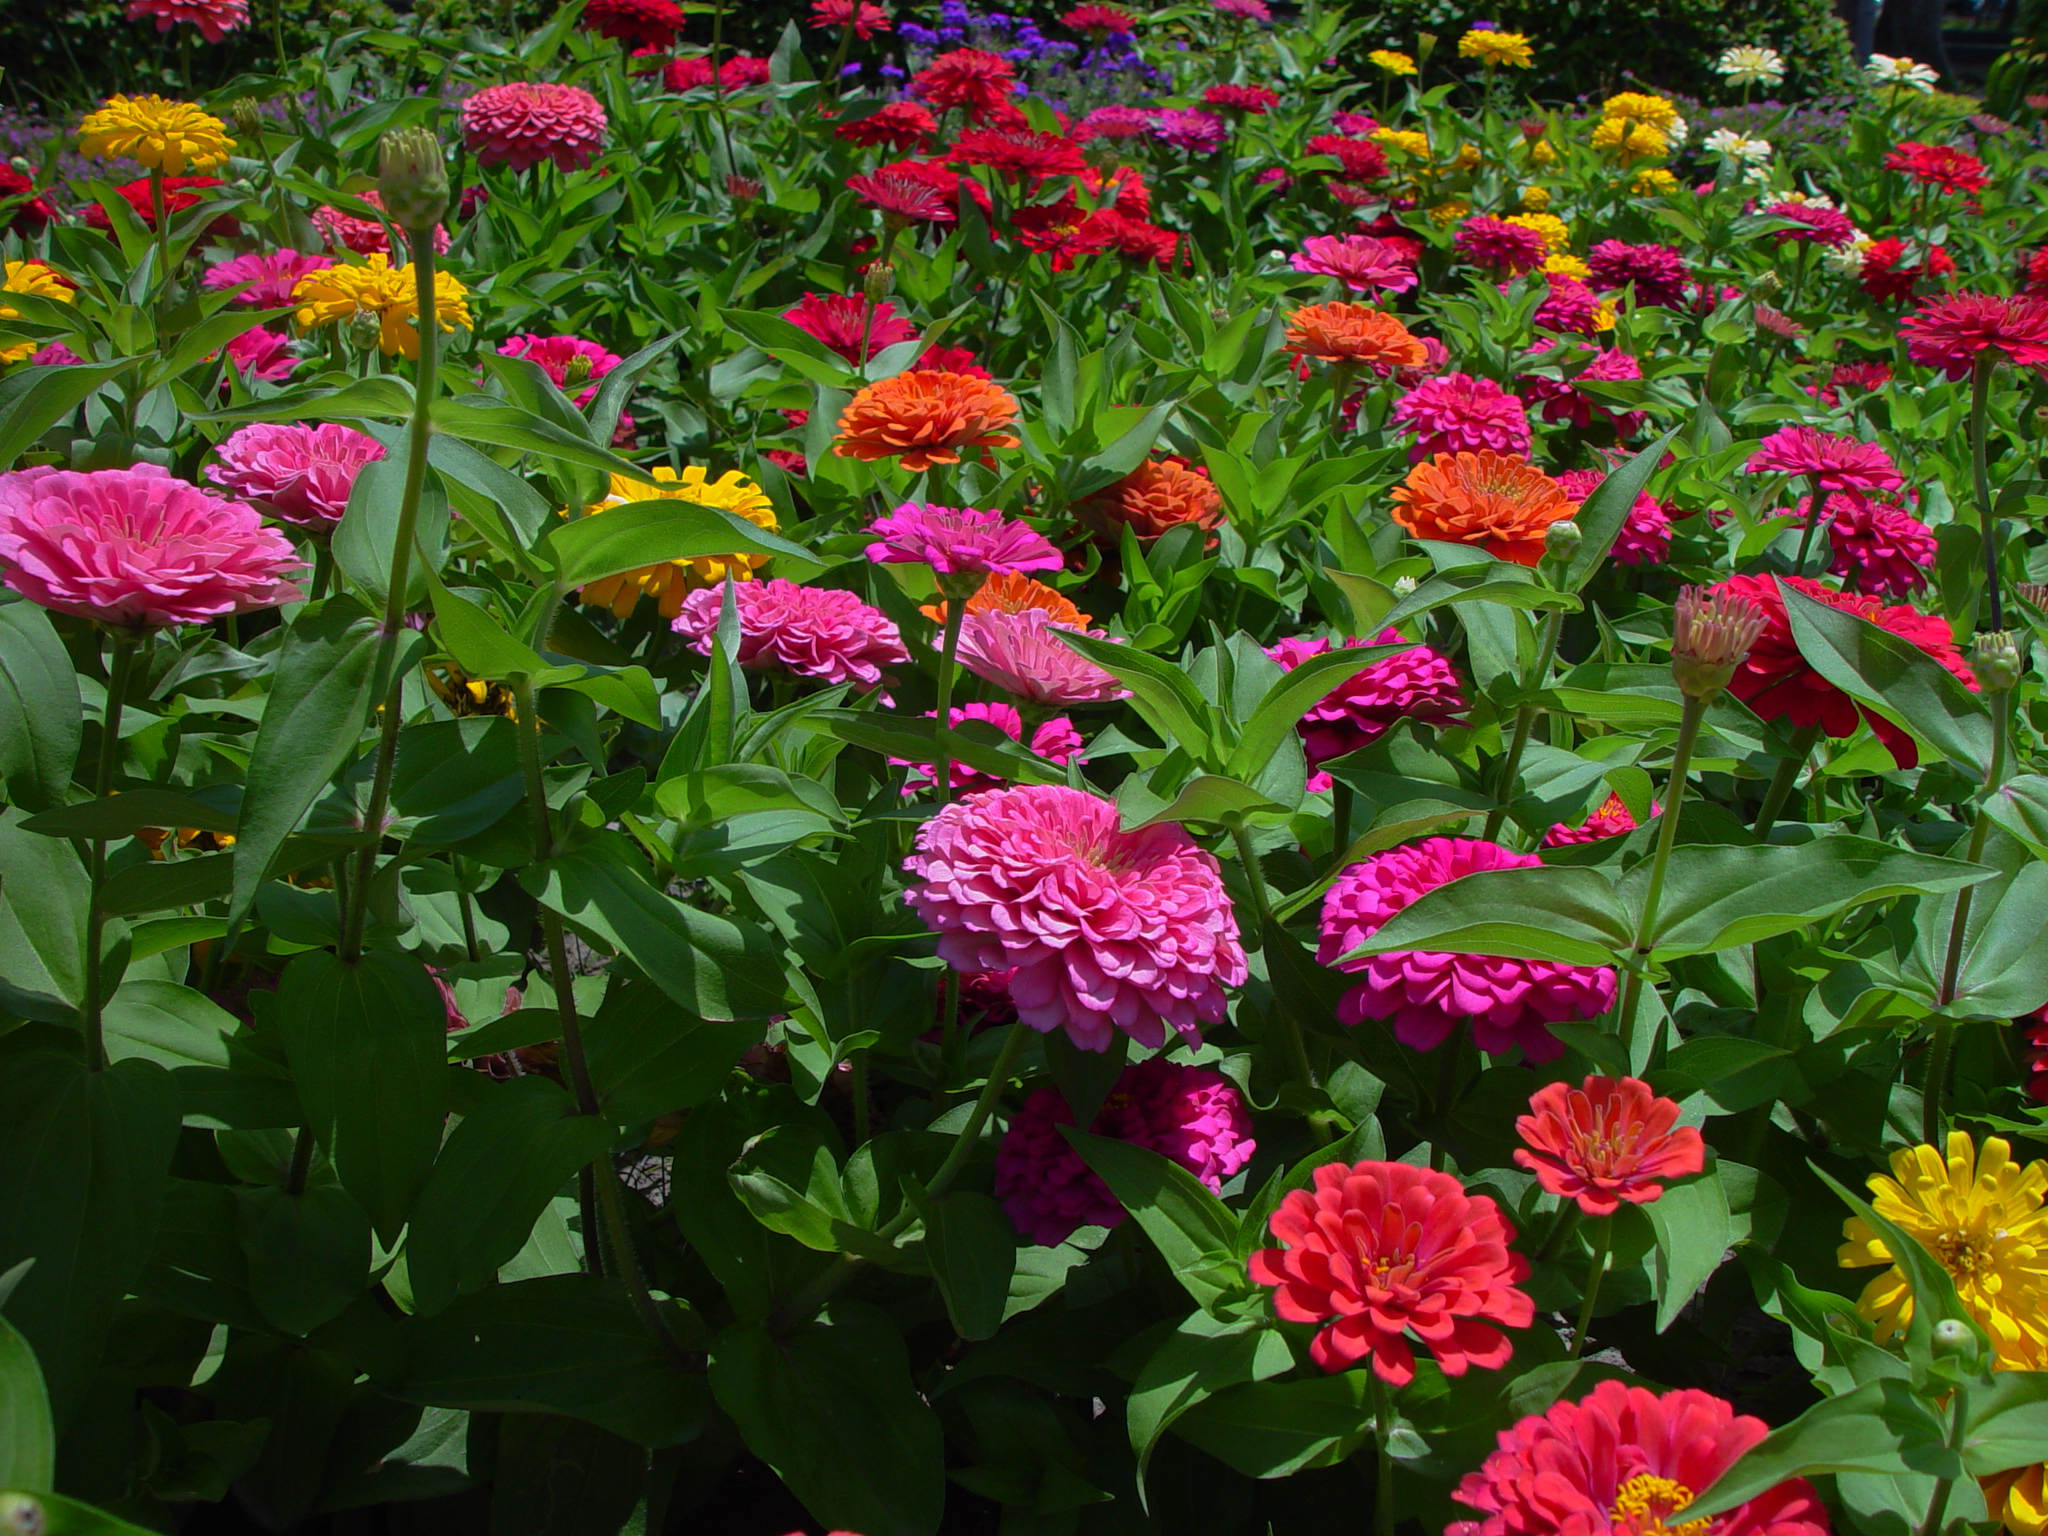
1514,1075,1704,1216
581,0,683,47
1152,109,1227,155
1289,233,1416,295
310,190,449,256
911,48,1018,121
1553,467,1672,566
1060,2,1135,32
1392,451,1575,567
1392,373,1531,461
1858,237,1954,304
1266,632,1466,772
893,702,1082,798
902,784,1248,1052
0,465,303,628
203,249,335,309
1211,0,1271,17
1302,133,1389,181
1585,240,1690,309
82,175,237,237
126,0,248,41
672,578,907,691
1448,1380,1831,1536
1765,200,1856,248
1455,215,1549,276
864,501,1060,577
1319,837,1617,1061
1086,457,1223,539
1816,491,1937,598
1839,1132,2048,1368
291,255,472,359
832,371,1020,472
1457,27,1533,67
1284,302,1426,370
1249,1160,1533,1382
949,127,1085,183
954,606,1125,705
1885,140,1988,195
1523,348,1646,438
1204,84,1277,114
835,102,937,151
497,333,622,405
1900,292,2048,381
925,570,1089,629
1715,44,1787,87
1868,53,1939,90
223,326,298,382
1533,274,1612,337
0,167,55,236
810,0,889,36
207,422,386,528
1,262,77,365
570,466,779,618
847,163,975,225
1075,105,1155,143
995,1059,1254,1245
1744,425,1902,494
782,291,920,364
78,94,234,176
461,83,608,173
663,54,772,92
1368,48,1416,74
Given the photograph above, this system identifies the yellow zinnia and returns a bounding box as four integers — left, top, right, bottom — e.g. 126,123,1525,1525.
1367,49,1417,76
1507,211,1568,253
1456,28,1533,67
1543,252,1591,281
1598,91,1681,130
1373,128,1430,159
78,94,235,177
1,260,77,365
1988,1463,2048,1536
567,466,779,619
1427,198,1469,226
1590,117,1668,162
1519,185,1551,211
291,254,471,359
1632,166,1678,195
1449,144,1482,171
1838,1133,2048,1368
1529,139,1558,166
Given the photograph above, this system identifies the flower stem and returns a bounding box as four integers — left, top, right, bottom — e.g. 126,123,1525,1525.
150,169,173,340
81,631,141,1071
592,1154,698,1373
1789,474,1824,576
1371,1373,1397,1536
1968,356,2001,631
337,231,439,962
1569,1216,1610,1359
1482,608,1564,843
932,600,967,806
1616,691,1705,1065
1752,723,1820,837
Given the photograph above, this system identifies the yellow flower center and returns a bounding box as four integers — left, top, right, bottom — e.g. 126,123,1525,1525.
1611,1475,1710,1536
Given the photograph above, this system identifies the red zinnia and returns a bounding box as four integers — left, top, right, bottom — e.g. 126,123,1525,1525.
948,126,1085,182
2026,247,2048,298
1204,83,1278,114
834,101,937,151
1764,200,1856,248
1859,236,1954,304
1303,133,1389,183
0,166,55,235
912,48,1018,122
1711,573,1977,767
849,159,992,225
580,0,683,48
663,54,772,91
809,0,891,36
1061,2,1136,32
1743,425,1902,494
781,291,919,364
1885,140,1988,195
1249,1160,1534,1384
1514,1075,1705,1216
82,176,237,236
1899,292,2048,380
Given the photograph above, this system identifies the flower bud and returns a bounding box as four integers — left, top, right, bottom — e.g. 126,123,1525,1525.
1931,1318,1984,1368
563,351,594,387
1415,31,1438,64
231,97,263,138
0,1496,44,1536
2015,581,2048,613
863,261,896,302
377,126,449,232
1671,584,1767,700
1392,574,1418,597
724,173,762,203
1543,518,1582,563
349,310,384,347
1751,269,1782,298
1970,630,2024,693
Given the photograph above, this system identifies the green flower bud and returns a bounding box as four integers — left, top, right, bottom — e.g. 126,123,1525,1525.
863,260,896,302
0,1495,45,1536
1543,518,1582,562
377,126,449,232
1969,631,2024,693
562,351,594,387
1672,583,1767,701
231,97,263,138
1931,1318,1983,1368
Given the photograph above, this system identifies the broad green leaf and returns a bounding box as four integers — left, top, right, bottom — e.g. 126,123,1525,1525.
1336,865,1631,969
0,1491,162,1535
1227,642,1402,782
1961,1369,2048,1476
1559,426,1682,591
432,395,657,484
1814,1163,1978,1356
1690,1379,1952,1519
0,602,81,813
332,428,449,609
1127,1314,1294,1496
1169,1373,1376,1478
1062,1129,1243,1310
101,979,235,1071
905,1186,1014,1342
803,709,1068,787
1984,774,2048,862
0,811,90,1018
1643,1168,1731,1332
429,581,554,681
22,787,236,840
0,358,134,468
727,1124,890,1261
235,1184,372,1337
1052,631,1213,759
0,1313,53,1492
1129,774,1292,831
581,979,761,1125
543,499,808,592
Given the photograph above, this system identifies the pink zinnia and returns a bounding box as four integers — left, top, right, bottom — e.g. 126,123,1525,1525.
311,192,450,256
671,579,908,691
1212,0,1272,19
1392,373,1531,461
0,465,303,628
1543,790,1647,847
581,0,683,47
1075,105,1156,143
954,606,1126,705
207,422,386,528
203,249,334,308
1744,425,1902,493
1525,347,1646,437
781,292,920,365
1764,200,1856,248
1786,491,1938,598
497,334,622,408
1533,274,1605,337
1264,631,1466,772
811,0,891,36
1514,1075,1705,1217
902,783,1248,1052
461,83,609,174
663,54,773,92
864,502,1060,578
995,1059,1254,1245
1584,239,1689,309
126,0,247,40
222,326,298,383
1455,215,1548,275
1553,469,1672,567
1448,1380,1830,1536
1289,233,1417,295
893,702,1082,798
1899,292,2048,380
1318,837,1618,1061
1152,108,1227,154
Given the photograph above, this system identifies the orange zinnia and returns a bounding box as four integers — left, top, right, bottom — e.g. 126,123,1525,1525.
832,370,1021,472
1390,450,1574,566
1090,456,1224,538
922,570,1090,627
1283,302,1428,369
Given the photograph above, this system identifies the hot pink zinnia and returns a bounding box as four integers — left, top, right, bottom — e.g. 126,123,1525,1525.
311,192,450,256
1533,274,1605,337
893,702,1083,798
207,422,386,528
1514,1075,1704,1216
0,465,303,628
1744,425,1902,494
954,606,1127,705
461,82,609,174
1787,491,1938,598
1448,1379,1830,1536
126,0,247,41
1318,837,1617,1061
1151,108,1228,154
1584,240,1690,309
497,333,622,408
1075,105,1156,143
1392,373,1531,461
1899,292,2048,381
1212,0,1272,20
781,292,920,365
672,578,908,691
222,326,299,383
1543,790,1648,847
1554,468,1672,567
1455,215,1548,275
203,249,335,308
994,1059,1255,1245
1265,630,1465,772
903,784,1247,1051
865,502,1061,578
1764,200,1856,248
1290,233,1417,295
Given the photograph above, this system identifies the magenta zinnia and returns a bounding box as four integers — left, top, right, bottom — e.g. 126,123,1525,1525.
1392,373,1531,461
203,249,334,308
1744,425,1902,494
1289,233,1417,295
902,784,1247,1052
207,422,386,528
671,578,908,691
1265,632,1465,773
892,702,1082,799
1899,292,2048,381
781,291,920,364
864,502,1060,578
461,82,608,173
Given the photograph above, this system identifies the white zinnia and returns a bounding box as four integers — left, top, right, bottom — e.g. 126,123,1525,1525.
1715,45,1786,88
1866,54,1938,92
1822,233,1873,276
1703,128,1773,164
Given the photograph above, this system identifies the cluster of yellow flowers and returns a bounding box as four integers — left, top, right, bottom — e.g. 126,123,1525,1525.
1590,91,1685,166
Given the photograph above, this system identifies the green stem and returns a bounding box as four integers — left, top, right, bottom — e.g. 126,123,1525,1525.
1969,357,2001,631
1790,474,1823,576
284,1124,314,1195
1752,724,1820,837
1371,1373,1397,1536
1482,608,1564,843
337,231,440,962
593,1156,698,1373
1331,781,1354,864
931,601,967,806
1915,1388,1965,1536
1616,691,1706,1065
150,168,173,340
1569,1217,1611,1359
1533,1202,1579,1263
1231,824,1317,1104
81,631,141,1071
308,539,333,603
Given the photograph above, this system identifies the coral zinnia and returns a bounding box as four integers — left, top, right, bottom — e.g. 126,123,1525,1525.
1319,838,1617,1061
1514,1075,1704,1216
911,48,1018,121
810,0,891,35
291,255,472,359
893,702,1082,799
832,370,1020,471
1,262,78,365
954,607,1125,705
926,570,1090,629
672,578,907,691
865,501,1060,577
208,422,386,528
996,1058,1254,1246
1899,292,2048,381
834,102,938,151
1284,302,1426,370
203,249,335,309
570,466,779,618
78,94,234,176
1448,1380,1830,1536
580,0,683,47
1266,631,1466,771
1392,373,1531,461
1250,1160,1533,1382
1744,425,1902,494
782,291,919,364
902,784,1248,1052
461,83,608,173
1455,214,1548,275
126,0,249,42
1838,1132,2048,1367
1542,790,1646,847
1391,451,1576,567
0,466,302,628
1289,233,1417,295
1087,457,1224,539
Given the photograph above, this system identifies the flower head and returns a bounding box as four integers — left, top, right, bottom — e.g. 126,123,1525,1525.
310,190,449,256
1,262,78,365
1533,274,1612,337
291,254,471,359
847,161,987,225
0,465,302,628
663,53,772,91
1514,1076,1704,1216
672,578,907,691
835,102,937,151
1250,1160,1533,1383
1869,53,1939,91
810,0,889,36
497,333,622,404
126,0,247,41
865,502,1059,578
1886,141,1988,195
912,48,1018,120
1670,582,1767,699
1084,456,1224,540
0,167,55,236
949,126,1085,182
1457,28,1533,67
1585,240,1690,309
207,422,385,528
1319,838,1617,1061
1392,452,1575,567
1543,790,1646,847
1060,2,1135,32
570,466,778,618
1448,1380,1830,1536
1284,302,1426,370
954,606,1125,705
781,291,919,364
1290,234,1417,295
1817,491,1938,598
832,371,1020,471
203,249,335,309
1858,237,1954,304
1204,83,1277,114
1715,44,1786,87
1266,631,1465,770
223,326,297,382
996,1060,1254,1245
1900,293,2048,381
1455,214,1549,276
79,95,234,176
893,702,1082,799
1075,105,1156,143
1152,109,1228,155
580,0,683,47
1765,200,1857,249
1368,48,1416,74
903,784,1247,1052
1554,466,1671,566
1744,426,1901,493
1392,373,1531,461
460,83,608,173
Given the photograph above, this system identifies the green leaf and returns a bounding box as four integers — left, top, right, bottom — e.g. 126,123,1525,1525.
101,979,235,1071
543,499,808,592
0,1491,163,1535
1781,584,1993,776
581,979,760,1125
1814,1163,1977,1356
1690,1379,1952,1520
709,1302,945,1536
727,1125,888,1261
1643,1168,1731,1332
1559,426,1681,591
1127,1314,1294,1497
275,951,448,1246
432,395,656,484
1061,1129,1242,1310
430,582,557,682
1051,631,1214,759
802,709,1068,788
905,1186,1014,1342
235,1184,372,1337
1961,1369,2048,1476
1984,774,2048,862
0,811,90,1017
0,358,134,468
1169,1373,1376,1478
1336,865,1632,968
1227,642,1403,782
333,428,449,609
0,1313,54,1493
487,1415,645,1536
1129,774,1292,831
0,602,81,813
22,787,237,840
